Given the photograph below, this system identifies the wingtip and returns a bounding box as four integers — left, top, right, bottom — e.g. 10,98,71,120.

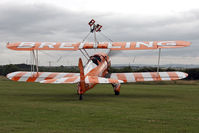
177,72,188,79
184,41,191,47
6,73,11,79
184,72,188,78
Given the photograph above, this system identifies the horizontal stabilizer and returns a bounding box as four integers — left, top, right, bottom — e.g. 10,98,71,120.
110,72,188,83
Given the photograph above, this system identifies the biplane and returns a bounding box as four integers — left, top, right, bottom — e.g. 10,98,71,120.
6,19,191,100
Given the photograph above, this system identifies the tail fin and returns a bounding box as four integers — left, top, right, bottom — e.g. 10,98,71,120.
78,58,86,94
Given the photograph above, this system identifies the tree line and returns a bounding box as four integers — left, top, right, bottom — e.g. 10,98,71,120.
0,64,198,80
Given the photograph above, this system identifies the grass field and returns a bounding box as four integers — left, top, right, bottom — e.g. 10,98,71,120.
0,77,199,133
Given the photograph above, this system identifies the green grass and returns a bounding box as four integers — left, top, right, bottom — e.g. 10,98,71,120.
0,77,199,133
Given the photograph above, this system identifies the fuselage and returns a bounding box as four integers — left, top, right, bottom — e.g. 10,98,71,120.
78,53,111,92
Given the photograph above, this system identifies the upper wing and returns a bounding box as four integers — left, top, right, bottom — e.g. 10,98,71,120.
6,71,79,82
110,71,188,83
7,41,190,51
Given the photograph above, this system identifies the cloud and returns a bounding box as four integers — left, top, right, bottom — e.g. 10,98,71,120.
0,2,198,65
102,11,199,41
0,4,87,41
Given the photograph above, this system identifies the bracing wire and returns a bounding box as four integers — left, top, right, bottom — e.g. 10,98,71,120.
100,31,114,42
82,31,91,43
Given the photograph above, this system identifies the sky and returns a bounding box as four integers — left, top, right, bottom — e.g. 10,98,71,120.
0,0,199,66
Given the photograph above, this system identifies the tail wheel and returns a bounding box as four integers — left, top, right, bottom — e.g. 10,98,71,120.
112,83,121,96
79,94,83,100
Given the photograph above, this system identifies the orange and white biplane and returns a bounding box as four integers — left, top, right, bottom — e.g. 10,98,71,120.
6,20,191,100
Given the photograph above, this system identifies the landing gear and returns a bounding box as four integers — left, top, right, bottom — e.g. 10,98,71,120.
77,86,83,100
114,91,120,95
79,94,83,100
112,83,121,96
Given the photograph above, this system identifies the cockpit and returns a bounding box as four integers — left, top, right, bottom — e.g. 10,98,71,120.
90,55,102,65
84,53,110,75
84,55,103,75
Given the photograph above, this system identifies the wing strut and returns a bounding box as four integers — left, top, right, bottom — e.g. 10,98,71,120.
36,50,39,74
30,50,39,76
157,48,161,74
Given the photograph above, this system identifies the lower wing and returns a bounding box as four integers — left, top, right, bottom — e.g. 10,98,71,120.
6,71,123,84
110,71,188,83
40,76,123,84
6,71,80,82
7,71,187,84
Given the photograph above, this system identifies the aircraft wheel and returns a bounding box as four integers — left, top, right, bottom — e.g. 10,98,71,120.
114,91,120,95
79,94,83,100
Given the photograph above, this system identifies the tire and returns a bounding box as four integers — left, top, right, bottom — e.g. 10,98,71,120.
79,94,83,100
115,91,120,95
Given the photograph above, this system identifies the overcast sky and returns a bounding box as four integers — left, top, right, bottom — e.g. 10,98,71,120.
0,0,198,66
